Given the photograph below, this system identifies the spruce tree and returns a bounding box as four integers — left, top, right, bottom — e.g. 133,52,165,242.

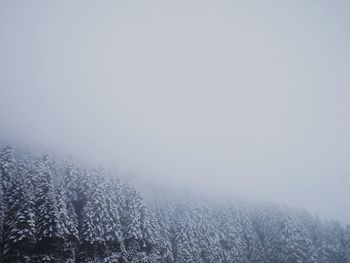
154,199,174,263
79,179,108,262
35,169,63,262
56,186,79,262
236,205,265,263
0,181,4,263
174,206,201,263
194,203,224,263
323,220,348,263
0,145,16,192
216,203,246,263
277,210,310,263
344,225,350,263
123,188,143,262
104,181,124,259
63,157,90,239
139,196,160,260
3,177,35,262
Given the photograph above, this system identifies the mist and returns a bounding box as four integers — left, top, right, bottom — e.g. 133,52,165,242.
0,0,350,223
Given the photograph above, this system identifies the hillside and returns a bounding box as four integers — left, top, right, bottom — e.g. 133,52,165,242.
0,145,349,263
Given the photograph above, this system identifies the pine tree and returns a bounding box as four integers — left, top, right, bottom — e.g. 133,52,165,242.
194,202,225,263
63,157,90,239
323,220,347,263
139,196,160,261
216,203,246,263
56,186,79,262
344,225,350,263
174,204,202,263
79,179,108,262
123,187,143,262
35,168,64,262
2,177,35,262
297,212,325,263
0,145,16,262
0,181,4,263
0,145,16,192
251,204,281,263
154,199,174,263
103,181,124,260
236,205,265,263
277,209,311,263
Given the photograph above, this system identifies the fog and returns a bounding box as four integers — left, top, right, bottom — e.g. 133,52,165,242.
0,0,349,223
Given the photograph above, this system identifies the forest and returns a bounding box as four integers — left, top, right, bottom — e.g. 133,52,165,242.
0,144,349,263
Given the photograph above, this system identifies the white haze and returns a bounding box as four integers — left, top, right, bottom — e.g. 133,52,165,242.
0,1,349,223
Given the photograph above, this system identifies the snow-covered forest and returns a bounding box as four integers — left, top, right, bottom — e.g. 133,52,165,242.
0,144,349,263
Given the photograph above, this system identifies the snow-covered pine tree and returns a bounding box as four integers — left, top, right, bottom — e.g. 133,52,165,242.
139,195,161,262
63,157,90,239
258,206,289,263
2,176,35,262
173,204,202,263
26,158,46,198
277,209,311,263
1,146,17,263
193,201,225,263
0,180,3,263
103,180,124,260
42,151,62,187
173,212,192,262
123,187,143,262
0,145,16,192
296,211,325,263
216,202,246,263
323,220,348,263
236,205,265,263
153,199,174,263
56,186,79,263
35,166,64,262
250,204,281,263
345,225,350,263
79,174,111,263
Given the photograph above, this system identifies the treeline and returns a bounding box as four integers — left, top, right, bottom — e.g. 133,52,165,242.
0,145,349,263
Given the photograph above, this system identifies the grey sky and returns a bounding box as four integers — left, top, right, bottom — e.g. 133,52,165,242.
0,0,349,223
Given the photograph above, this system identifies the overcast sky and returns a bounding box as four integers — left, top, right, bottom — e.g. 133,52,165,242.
0,0,349,223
